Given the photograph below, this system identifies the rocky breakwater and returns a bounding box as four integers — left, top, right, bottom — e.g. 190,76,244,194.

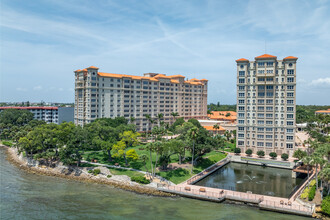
2,145,174,197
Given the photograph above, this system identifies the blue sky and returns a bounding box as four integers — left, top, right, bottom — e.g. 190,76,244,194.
1,0,330,105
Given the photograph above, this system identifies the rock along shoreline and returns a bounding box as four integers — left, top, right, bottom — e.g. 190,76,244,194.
2,145,174,197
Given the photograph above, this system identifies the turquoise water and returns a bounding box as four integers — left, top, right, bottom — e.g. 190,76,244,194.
0,148,310,220
195,162,306,198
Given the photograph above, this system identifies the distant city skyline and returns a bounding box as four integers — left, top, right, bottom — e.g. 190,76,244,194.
1,0,330,105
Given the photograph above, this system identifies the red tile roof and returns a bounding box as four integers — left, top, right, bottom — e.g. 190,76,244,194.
208,111,237,121
255,54,277,59
203,125,225,131
87,66,99,69
236,58,249,62
283,56,298,60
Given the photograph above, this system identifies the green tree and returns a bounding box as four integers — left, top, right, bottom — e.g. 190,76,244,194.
234,148,241,155
269,152,277,159
293,149,307,161
281,153,289,161
245,149,252,156
257,150,265,158
188,127,198,174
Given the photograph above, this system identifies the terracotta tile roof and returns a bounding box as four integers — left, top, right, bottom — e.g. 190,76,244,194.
200,79,208,81
208,111,237,121
74,69,81,72
170,79,179,84
283,56,298,60
87,66,99,69
315,109,330,113
236,58,249,62
170,75,185,78
203,125,225,131
82,69,88,72
255,54,277,59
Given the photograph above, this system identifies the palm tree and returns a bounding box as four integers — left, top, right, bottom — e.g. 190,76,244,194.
145,114,151,134
213,124,220,135
188,127,198,174
303,155,313,179
171,112,179,122
224,130,231,141
319,165,330,197
130,117,136,124
157,113,164,127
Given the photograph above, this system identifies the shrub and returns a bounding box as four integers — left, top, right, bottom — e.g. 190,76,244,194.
88,168,101,176
321,196,330,216
2,141,13,147
257,150,265,158
269,152,277,159
234,148,241,154
230,139,234,143
308,185,316,201
281,153,289,161
107,175,112,178
131,176,150,184
245,149,253,156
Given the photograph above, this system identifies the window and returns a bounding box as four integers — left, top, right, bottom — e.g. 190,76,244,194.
238,141,244,146
239,86,245,90
239,79,245,83
287,129,294,133
257,142,264,146
266,143,272,147
238,127,245,131
266,114,273,117
288,77,294,82
257,120,264,124
266,106,273,111
257,135,264,139
266,135,272,139
287,69,294,75
266,77,273,81
238,100,245,104
287,136,294,140
258,62,265,67
238,134,244,138
287,114,294,119
287,107,294,111
266,99,273,104
258,85,265,90
258,106,264,111
287,92,294,97
258,99,264,104
257,128,264,131
239,93,245,97
239,71,245,76
266,85,273,89
238,113,245,117
266,121,273,124
266,92,273,97
258,113,264,117
287,100,294,104
286,143,293,149
266,128,273,131
258,77,265,82
287,85,294,90
266,70,273,73
258,92,265,97
287,121,294,125
266,62,273,66
238,106,245,111
238,120,244,124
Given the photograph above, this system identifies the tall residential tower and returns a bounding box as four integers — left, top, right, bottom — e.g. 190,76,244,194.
74,66,208,131
236,54,298,157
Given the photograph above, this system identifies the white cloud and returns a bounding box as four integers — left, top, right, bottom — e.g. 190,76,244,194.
33,85,42,91
16,87,27,92
58,88,64,91
309,77,330,87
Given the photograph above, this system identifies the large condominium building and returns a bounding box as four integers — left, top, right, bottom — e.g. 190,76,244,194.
236,54,298,157
74,66,208,131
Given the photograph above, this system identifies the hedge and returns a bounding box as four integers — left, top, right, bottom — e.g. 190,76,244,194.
308,185,316,201
131,176,150,184
321,196,330,216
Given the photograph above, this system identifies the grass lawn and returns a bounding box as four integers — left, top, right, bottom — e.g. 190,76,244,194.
109,168,144,178
82,145,227,184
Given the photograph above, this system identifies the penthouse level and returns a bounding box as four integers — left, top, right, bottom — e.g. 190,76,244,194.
74,66,208,131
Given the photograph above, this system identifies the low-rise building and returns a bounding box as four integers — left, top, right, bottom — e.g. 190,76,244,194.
203,125,225,135
207,111,237,123
315,109,330,115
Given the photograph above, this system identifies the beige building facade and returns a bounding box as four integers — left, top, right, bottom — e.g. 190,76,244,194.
236,54,298,157
74,66,208,131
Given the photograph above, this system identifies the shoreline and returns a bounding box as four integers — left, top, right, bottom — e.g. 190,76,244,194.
2,145,174,197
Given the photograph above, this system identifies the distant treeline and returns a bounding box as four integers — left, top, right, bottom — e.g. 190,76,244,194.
208,103,236,112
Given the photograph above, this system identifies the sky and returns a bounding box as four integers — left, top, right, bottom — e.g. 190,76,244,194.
1,0,330,105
